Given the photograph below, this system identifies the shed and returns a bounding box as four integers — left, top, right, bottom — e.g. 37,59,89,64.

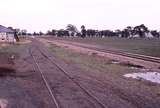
0,25,15,43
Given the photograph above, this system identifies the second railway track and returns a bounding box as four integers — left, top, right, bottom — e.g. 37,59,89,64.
58,40,160,64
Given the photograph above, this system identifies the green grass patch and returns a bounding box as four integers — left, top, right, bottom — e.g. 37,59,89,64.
0,44,28,57
56,37,160,57
49,44,136,75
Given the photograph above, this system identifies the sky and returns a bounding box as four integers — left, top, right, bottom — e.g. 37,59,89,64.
0,0,160,33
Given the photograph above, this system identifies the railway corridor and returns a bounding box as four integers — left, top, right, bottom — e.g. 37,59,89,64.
2,39,159,107
29,41,106,108
27,39,160,108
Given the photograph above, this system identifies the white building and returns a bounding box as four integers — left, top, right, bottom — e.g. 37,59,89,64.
145,32,154,38
0,25,15,43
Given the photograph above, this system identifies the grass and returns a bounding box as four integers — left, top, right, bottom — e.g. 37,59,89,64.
0,43,28,57
49,44,137,76
55,37,160,57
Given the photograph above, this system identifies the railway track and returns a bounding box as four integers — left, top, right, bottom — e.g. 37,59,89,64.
28,43,108,108
29,46,60,108
57,40,160,64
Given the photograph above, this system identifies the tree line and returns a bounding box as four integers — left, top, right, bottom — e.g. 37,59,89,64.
45,24,160,38
13,24,160,38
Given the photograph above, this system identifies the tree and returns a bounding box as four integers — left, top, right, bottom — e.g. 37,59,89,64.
51,29,56,36
66,24,79,36
66,24,78,32
21,29,27,35
15,29,20,35
81,25,86,38
126,26,133,37
13,29,20,42
39,31,44,36
133,24,149,38
151,30,160,38
115,29,121,37
47,30,52,35
87,29,96,37
33,32,39,36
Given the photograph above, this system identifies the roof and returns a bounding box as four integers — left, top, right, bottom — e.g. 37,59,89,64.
0,25,14,33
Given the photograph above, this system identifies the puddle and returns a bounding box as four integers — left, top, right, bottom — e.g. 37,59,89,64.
0,67,16,77
124,72,160,84
0,98,8,108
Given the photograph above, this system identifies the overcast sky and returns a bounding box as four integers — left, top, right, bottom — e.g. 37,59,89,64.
0,0,160,33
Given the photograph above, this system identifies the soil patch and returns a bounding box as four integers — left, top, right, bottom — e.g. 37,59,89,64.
16,39,31,45
120,62,144,69
0,52,16,77
0,67,16,77
0,52,15,64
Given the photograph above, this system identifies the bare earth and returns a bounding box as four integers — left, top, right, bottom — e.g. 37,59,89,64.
0,38,159,108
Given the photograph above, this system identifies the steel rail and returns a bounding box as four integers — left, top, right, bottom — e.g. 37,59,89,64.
58,41,160,64
37,46,109,108
29,47,60,108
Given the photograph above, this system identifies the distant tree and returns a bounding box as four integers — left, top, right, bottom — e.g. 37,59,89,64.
47,30,52,35
115,29,121,37
39,31,43,36
87,29,96,37
133,24,149,38
66,24,79,36
33,32,37,36
64,30,69,36
27,33,32,36
21,29,27,35
51,29,56,36
13,29,19,42
81,25,86,38
151,30,160,38
66,24,78,33
57,29,65,37
76,32,81,37
122,29,130,38
126,26,133,37
15,29,20,35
